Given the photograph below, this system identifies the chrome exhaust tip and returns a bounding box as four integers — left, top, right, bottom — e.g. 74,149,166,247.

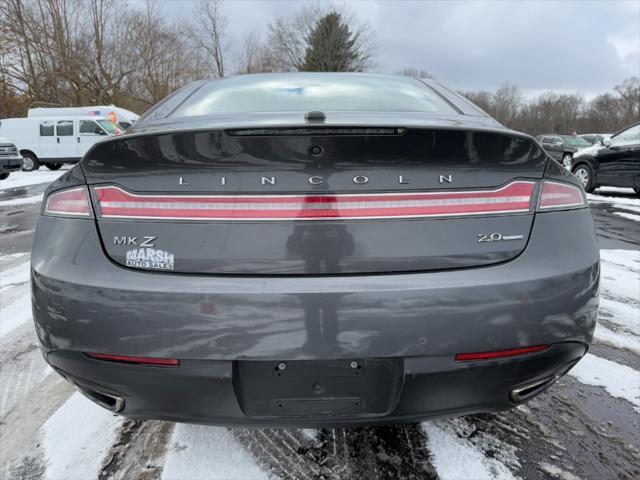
510,363,575,403
75,385,125,412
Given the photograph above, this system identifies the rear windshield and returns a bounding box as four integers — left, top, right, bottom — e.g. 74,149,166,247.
171,74,457,117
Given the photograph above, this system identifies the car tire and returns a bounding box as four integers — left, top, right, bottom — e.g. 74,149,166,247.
21,153,40,171
573,164,595,193
562,153,572,168
0,172,9,180
46,163,62,171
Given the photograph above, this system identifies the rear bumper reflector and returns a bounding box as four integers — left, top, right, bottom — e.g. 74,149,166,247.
455,345,549,362
85,352,180,367
94,181,536,221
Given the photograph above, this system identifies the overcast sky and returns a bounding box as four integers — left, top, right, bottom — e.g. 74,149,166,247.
161,0,639,99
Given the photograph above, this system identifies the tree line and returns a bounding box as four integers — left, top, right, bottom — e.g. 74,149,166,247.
460,77,639,136
0,0,372,117
0,0,636,137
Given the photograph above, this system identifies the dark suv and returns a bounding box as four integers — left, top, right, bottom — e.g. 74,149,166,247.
537,135,591,167
571,122,640,194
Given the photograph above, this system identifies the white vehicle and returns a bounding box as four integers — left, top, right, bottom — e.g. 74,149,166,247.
0,116,116,171
28,105,139,130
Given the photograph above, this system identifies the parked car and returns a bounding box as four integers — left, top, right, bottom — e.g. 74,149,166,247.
0,115,115,171
28,105,139,130
571,122,640,194
579,133,610,145
32,73,599,426
0,137,23,180
536,134,592,167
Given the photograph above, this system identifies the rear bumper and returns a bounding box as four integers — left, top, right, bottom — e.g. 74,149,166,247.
47,342,586,427
32,207,599,424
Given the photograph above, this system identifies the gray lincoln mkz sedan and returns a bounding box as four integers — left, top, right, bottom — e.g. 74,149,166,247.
32,73,599,426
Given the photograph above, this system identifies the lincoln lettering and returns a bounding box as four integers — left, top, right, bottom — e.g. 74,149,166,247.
177,174,453,186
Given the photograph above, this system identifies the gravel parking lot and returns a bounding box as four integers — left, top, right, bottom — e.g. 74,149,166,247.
1,169,638,480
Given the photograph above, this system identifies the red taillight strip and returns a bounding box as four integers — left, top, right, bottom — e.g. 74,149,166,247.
94,181,536,221
85,352,180,367
455,345,549,362
537,180,585,210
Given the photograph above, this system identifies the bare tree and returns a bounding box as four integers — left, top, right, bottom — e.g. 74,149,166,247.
236,31,278,74
191,0,229,78
582,93,624,133
127,1,200,107
396,68,435,79
459,90,492,113
614,76,640,124
492,83,522,126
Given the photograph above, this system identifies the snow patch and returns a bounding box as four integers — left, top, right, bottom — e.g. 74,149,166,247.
161,424,269,480
588,192,640,207
599,249,640,305
0,290,32,339
0,168,68,190
0,259,32,339
599,297,639,334
594,321,640,354
595,249,640,351
42,392,123,480
613,211,640,222
569,354,640,412
539,461,581,480
614,204,640,214
0,259,30,290
0,193,44,206
423,418,519,480
301,429,317,441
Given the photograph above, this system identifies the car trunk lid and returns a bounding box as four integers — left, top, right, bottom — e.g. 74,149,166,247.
82,123,546,275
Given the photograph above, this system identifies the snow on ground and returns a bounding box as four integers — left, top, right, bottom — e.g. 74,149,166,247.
594,322,640,355
595,187,637,195
423,418,519,480
0,255,30,292
0,257,31,339
0,167,68,190
614,212,640,222
538,462,581,480
599,249,640,305
42,392,124,480
594,249,640,354
598,298,639,335
588,191,640,208
568,354,640,413
0,291,32,340
0,193,44,207
161,424,269,480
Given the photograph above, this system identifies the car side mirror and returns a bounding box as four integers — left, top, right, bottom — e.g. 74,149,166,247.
602,137,611,147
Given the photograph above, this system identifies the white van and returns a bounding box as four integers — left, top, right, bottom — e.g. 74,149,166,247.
0,116,115,171
28,106,139,130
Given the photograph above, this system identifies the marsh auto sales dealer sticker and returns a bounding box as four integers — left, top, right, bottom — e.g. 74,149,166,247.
126,248,175,270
